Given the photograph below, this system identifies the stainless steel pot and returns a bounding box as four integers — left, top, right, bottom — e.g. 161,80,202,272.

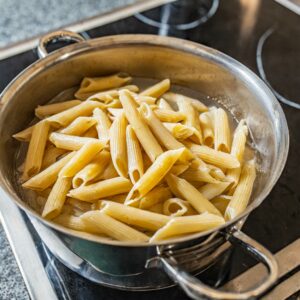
0,31,289,299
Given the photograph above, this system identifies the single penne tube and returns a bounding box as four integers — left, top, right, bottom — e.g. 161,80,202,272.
54,213,105,234
80,211,149,242
211,195,232,215
163,198,189,217
69,177,132,201
132,94,156,105
140,103,184,150
154,109,186,123
42,177,72,219
140,79,170,98
225,160,256,220
119,90,163,162
106,193,128,203
214,108,231,153
13,124,34,142
100,201,170,231
163,92,208,112
72,150,110,188
150,212,225,242
131,186,172,209
148,203,164,214
126,125,144,184
23,152,76,191
49,132,101,151
126,148,186,201
157,98,174,110
87,85,139,102
41,145,67,169
93,107,111,145
169,163,190,176
59,116,96,136
35,100,82,119
188,144,240,169
23,120,50,179
66,198,93,212
47,100,105,127
96,161,119,180
230,119,248,162
59,141,104,178
107,108,124,118
226,168,242,195
198,181,231,200
180,168,219,184
83,127,98,138
163,122,200,141
110,114,128,178
199,112,214,147
166,174,221,216
75,73,132,99
177,96,203,144
206,164,226,181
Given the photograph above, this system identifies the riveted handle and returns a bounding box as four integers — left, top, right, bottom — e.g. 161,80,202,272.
37,30,85,58
157,230,278,300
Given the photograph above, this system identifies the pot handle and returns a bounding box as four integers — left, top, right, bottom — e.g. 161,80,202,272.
37,30,85,59
156,230,278,300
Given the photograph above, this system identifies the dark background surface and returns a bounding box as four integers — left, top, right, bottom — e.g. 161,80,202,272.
0,0,299,299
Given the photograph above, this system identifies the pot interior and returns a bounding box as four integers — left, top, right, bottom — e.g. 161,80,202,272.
0,36,288,245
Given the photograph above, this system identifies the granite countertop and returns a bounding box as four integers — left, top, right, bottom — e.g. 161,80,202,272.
0,1,137,298
0,0,137,48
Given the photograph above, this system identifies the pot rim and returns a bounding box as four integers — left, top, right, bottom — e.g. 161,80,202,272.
0,34,289,247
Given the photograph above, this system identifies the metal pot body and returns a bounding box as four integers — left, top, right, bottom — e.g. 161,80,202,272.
0,33,289,298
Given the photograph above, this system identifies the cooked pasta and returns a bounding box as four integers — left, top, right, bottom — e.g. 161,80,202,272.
14,76,256,243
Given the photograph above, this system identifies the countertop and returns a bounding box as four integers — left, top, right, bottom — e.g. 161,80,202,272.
0,0,137,48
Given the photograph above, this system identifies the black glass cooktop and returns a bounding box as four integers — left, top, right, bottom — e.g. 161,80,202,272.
0,0,299,299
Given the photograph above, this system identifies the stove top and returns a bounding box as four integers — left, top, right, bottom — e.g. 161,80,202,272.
0,0,299,299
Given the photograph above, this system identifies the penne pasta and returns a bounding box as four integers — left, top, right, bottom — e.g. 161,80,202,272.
148,203,164,214
49,132,101,151
59,116,96,136
150,212,225,242
100,201,170,231
54,213,104,234
140,79,170,98
166,174,221,216
126,125,144,184
169,163,190,176
225,160,256,220
110,114,128,177
83,126,98,138
23,152,76,191
96,160,119,180
80,211,149,242
188,143,240,169
199,112,214,147
132,93,156,105
87,85,139,102
163,92,208,113
69,177,132,201
93,107,111,145
42,177,72,219
59,141,104,178
75,73,132,99
214,108,231,153
136,186,172,209
72,150,110,188
154,109,186,123
66,198,93,212
163,198,189,217
180,167,219,184
163,122,200,141
107,108,123,118
13,125,34,142
157,98,173,110
47,100,105,127
126,148,186,201
140,103,184,150
211,195,232,215
41,145,67,169
198,181,231,200
23,120,50,179
119,89,163,162
177,96,203,144
35,100,82,119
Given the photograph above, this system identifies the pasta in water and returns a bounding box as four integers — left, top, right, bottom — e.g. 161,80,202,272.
15,73,256,243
